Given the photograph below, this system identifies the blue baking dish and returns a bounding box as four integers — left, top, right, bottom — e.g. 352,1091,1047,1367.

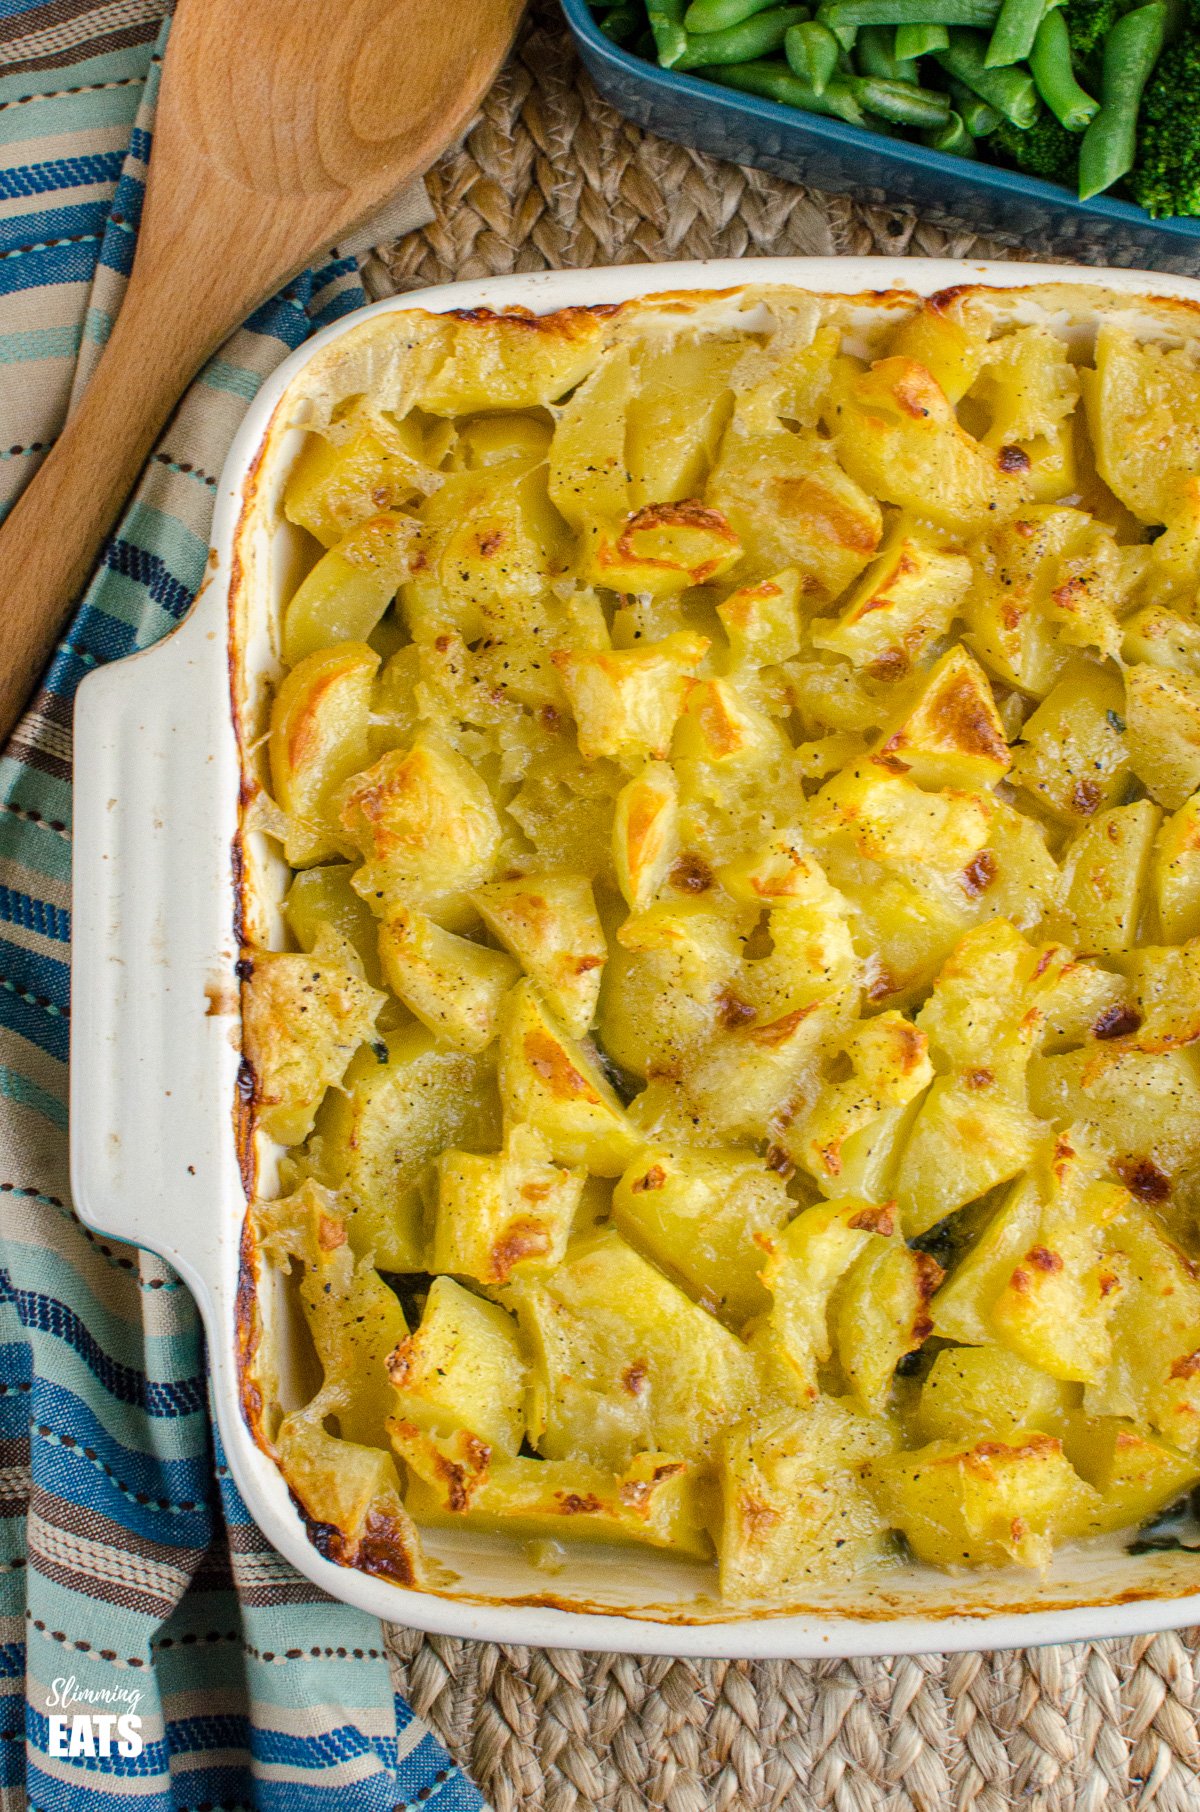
561,0,1200,270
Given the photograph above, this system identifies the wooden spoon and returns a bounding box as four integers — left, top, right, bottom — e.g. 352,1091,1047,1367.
0,0,524,743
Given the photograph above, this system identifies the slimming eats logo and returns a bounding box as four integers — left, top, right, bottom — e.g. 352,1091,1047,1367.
46,1677,144,1759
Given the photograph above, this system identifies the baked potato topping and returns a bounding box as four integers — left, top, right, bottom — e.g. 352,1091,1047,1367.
240,286,1200,1603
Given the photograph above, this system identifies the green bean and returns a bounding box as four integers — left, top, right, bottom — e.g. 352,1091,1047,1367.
895,21,949,55
924,108,979,151
857,21,913,75
852,72,953,123
1029,7,1098,129
649,0,689,63
684,0,776,27
706,55,870,118
598,3,645,42
786,19,841,89
674,3,810,65
819,0,1000,31
985,0,1057,67
816,1,859,48
945,72,1002,130
932,28,1039,123
1078,1,1166,197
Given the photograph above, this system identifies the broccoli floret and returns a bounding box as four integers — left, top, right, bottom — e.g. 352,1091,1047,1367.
988,110,1082,182
1063,0,1124,62
1127,35,1200,216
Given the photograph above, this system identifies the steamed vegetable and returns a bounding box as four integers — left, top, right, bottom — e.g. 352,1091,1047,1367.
592,0,1200,210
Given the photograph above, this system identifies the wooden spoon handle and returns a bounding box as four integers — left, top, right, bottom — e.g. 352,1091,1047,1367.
0,281,208,742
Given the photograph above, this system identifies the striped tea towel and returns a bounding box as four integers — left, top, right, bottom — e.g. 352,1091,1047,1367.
0,4,486,1809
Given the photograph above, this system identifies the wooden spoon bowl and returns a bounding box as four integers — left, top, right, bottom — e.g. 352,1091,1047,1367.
0,0,524,742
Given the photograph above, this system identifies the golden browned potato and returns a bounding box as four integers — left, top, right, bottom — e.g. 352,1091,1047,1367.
498,979,639,1176
248,291,1200,1600
719,1400,896,1598
338,734,502,923
418,307,608,416
707,422,882,601
243,950,384,1146
810,537,971,681
1084,324,1200,525
612,1143,790,1327
269,642,379,867
827,356,1033,536
473,873,607,1038
869,1429,1094,1569
875,646,1010,791
433,1123,583,1287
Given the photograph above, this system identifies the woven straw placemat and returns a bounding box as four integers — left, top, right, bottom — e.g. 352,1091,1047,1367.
369,7,1200,1805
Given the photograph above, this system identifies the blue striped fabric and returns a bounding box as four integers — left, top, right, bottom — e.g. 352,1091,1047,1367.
0,7,485,1809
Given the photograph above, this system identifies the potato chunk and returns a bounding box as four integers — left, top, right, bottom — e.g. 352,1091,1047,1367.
1061,799,1160,956
285,862,383,986
1065,1418,1200,1534
987,1163,1127,1386
809,764,992,874
1086,1208,1200,1454
418,307,607,415
918,921,1035,1079
402,458,569,645
833,1238,943,1415
499,979,638,1176
254,1182,407,1447
612,1144,791,1327
395,1426,710,1557
284,402,434,548
810,537,971,682
513,1226,756,1469
931,1142,1127,1385
1084,324,1200,525
581,503,741,597
719,1400,897,1599
314,1026,500,1270
276,1414,419,1583
717,570,802,671
339,735,502,922
828,356,1032,536
282,512,418,668
434,1123,584,1286
378,907,517,1053
625,332,743,507
968,324,1080,451
1028,1044,1200,1193
553,634,708,765
684,999,839,1145
548,343,633,527
1152,792,1200,943
600,897,744,1081
869,1430,1091,1569
916,1346,1072,1443
387,1275,527,1454
1009,662,1128,827
896,1077,1043,1236
473,873,607,1039
269,642,379,867
876,646,1010,791
1124,663,1200,810
707,422,882,601
243,949,383,1146
787,1010,933,1186
613,762,679,912
759,1197,901,1403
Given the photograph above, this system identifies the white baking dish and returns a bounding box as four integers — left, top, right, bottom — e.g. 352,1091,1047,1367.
70,256,1200,1658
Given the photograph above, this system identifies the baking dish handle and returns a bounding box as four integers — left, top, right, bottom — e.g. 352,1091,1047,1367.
69,584,243,1305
